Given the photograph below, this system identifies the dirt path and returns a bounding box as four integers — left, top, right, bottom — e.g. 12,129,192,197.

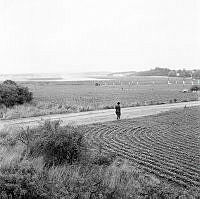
1,101,200,130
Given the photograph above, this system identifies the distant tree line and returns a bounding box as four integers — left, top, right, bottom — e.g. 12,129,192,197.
135,67,200,78
136,67,171,76
0,80,33,107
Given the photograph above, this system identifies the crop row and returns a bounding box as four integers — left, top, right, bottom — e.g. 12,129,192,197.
84,107,200,188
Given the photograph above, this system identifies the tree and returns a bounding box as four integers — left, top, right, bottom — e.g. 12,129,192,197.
168,70,176,77
193,70,200,79
190,85,200,92
3,80,18,86
0,80,33,107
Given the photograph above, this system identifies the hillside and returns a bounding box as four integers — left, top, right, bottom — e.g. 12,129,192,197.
107,67,200,79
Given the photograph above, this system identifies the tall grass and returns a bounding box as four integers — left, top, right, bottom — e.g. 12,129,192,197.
2,102,78,119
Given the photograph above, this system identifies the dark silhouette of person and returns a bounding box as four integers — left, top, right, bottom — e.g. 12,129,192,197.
115,102,121,120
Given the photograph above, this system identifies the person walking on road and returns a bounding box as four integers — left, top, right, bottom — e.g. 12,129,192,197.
115,102,121,120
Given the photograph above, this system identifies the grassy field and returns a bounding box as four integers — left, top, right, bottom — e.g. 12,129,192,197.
0,107,200,198
2,76,199,119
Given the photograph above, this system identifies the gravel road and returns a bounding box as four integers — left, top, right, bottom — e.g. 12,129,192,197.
1,101,200,130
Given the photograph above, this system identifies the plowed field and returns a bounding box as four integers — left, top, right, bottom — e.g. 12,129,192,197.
84,106,200,188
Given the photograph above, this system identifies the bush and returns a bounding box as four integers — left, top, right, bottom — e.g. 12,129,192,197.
92,153,117,166
3,80,18,86
190,85,200,92
28,121,86,167
0,80,33,107
0,161,49,199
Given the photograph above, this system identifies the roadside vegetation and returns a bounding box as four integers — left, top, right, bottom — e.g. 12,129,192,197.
0,120,199,198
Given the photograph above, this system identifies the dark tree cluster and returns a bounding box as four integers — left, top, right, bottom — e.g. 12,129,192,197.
95,82,101,86
136,67,171,76
135,67,200,78
190,85,200,92
0,80,33,107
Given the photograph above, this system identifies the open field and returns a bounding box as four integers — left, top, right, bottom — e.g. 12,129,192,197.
0,106,200,197
84,106,200,188
3,76,199,119
25,76,199,108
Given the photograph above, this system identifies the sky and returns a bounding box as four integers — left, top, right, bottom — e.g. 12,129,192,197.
0,0,199,74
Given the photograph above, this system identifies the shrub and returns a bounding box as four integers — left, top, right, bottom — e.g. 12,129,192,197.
3,80,18,86
0,129,20,147
16,126,37,154
0,80,33,107
0,161,49,199
16,86,33,104
92,153,117,166
190,85,200,92
28,121,86,167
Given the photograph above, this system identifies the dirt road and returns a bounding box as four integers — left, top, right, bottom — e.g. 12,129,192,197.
1,101,200,130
